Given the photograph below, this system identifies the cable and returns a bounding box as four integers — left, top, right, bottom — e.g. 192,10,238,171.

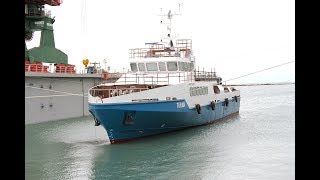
25,85,87,99
165,60,295,97
222,60,295,83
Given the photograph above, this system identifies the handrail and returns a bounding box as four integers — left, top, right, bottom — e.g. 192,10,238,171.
101,70,221,85
103,72,194,85
130,39,192,59
90,87,149,99
25,64,49,73
25,8,52,18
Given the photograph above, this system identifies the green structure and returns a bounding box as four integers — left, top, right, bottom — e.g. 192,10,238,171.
25,0,68,64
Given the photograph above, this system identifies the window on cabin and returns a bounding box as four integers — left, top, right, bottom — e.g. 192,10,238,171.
130,63,138,72
138,63,146,71
199,88,204,95
186,62,189,71
195,87,199,96
187,62,194,71
189,87,194,96
190,62,194,71
178,61,187,71
167,61,178,71
204,87,208,94
178,61,183,71
158,62,166,71
224,87,230,93
213,85,220,94
182,62,187,71
146,62,158,71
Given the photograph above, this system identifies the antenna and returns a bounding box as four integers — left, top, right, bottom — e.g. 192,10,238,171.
178,3,183,13
158,3,182,42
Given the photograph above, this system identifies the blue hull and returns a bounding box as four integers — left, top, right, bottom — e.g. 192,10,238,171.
89,97,240,143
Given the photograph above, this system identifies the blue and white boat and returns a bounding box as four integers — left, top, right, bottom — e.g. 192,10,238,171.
88,9,240,144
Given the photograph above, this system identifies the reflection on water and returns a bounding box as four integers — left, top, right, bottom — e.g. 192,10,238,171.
25,84,295,180
25,116,108,179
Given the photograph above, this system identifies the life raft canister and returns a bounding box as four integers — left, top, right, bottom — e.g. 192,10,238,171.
225,98,229,107
195,104,201,114
210,101,215,110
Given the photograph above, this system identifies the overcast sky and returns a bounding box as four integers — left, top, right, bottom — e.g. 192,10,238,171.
26,0,295,84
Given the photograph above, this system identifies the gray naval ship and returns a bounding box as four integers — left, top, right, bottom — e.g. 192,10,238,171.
25,0,120,124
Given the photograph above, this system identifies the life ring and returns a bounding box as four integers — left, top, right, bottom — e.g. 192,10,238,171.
234,96,238,102
210,101,215,110
195,104,201,114
225,98,229,107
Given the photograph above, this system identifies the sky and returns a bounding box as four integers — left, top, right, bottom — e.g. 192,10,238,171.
26,0,295,84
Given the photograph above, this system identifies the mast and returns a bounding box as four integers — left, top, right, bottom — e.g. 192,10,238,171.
158,4,182,47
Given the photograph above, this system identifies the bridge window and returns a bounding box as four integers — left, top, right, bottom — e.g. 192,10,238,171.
138,63,146,71
158,62,166,71
130,63,138,72
167,61,178,71
146,62,158,71
224,87,230,93
213,85,220,94
178,61,187,71
178,62,183,71
187,62,194,71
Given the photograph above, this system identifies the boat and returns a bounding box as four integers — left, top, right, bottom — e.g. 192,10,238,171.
88,7,240,144
25,0,121,124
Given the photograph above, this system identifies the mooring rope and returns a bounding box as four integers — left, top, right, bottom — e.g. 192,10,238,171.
171,60,295,97
25,86,87,99
222,60,295,84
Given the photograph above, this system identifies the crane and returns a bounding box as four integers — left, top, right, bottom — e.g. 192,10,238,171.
25,0,68,64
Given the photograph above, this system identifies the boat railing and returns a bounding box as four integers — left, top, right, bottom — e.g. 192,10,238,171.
104,72,123,79
194,71,217,78
90,87,150,99
25,62,106,75
25,63,49,73
25,8,52,18
130,39,192,59
102,72,195,85
101,69,221,85
25,63,76,73
90,69,221,99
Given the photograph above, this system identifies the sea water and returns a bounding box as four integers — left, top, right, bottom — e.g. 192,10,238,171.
25,84,295,180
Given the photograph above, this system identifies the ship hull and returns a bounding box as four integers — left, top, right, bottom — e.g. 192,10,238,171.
89,97,240,143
